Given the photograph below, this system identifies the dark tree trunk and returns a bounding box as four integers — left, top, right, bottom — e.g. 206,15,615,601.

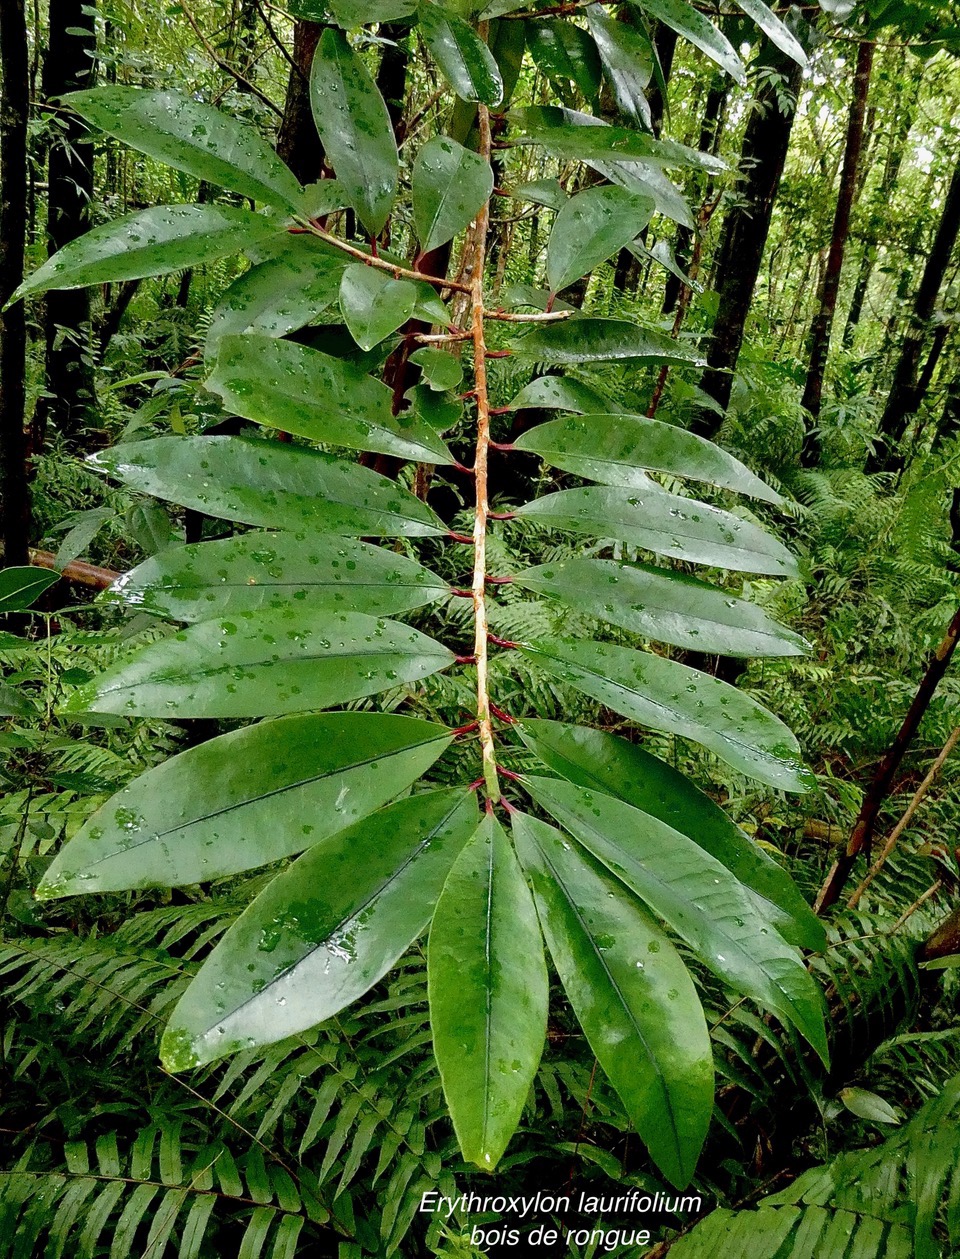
867,157,960,473
690,50,803,438
646,24,676,137
0,0,31,564
277,20,325,185
800,40,873,463
376,23,409,142
40,0,97,450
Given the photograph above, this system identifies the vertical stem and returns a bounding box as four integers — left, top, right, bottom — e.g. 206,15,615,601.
470,103,499,804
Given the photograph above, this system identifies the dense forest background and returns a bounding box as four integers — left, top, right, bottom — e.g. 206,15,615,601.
3,0,960,1254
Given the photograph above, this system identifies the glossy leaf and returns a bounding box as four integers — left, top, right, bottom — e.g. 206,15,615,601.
514,413,784,505
411,136,494,253
208,334,452,464
12,205,285,302
526,20,602,98
429,814,547,1170
161,790,479,1069
594,152,693,228
309,28,398,235
519,636,813,791
515,559,807,657
101,533,449,622
585,5,652,127
515,485,799,577
523,775,829,1064
62,608,455,719
546,187,654,293
511,317,703,366
298,178,351,218
512,810,713,1188
36,713,452,895
506,375,611,413
418,5,503,106
510,177,567,212
89,437,445,536
410,383,463,432
634,0,746,84
734,0,807,64
409,347,463,392
517,719,825,951
0,566,59,612
66,87,304,211
338,265,418,350
328,0,418,23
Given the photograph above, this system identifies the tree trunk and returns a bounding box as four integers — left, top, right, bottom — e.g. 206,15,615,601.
799,40,873,462
0,0,31,565
866,157,960,473
277,20,325,185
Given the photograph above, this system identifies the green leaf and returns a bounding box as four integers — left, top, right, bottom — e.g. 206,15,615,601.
66,87,304,211
514,413,784,505
12,205,285,302
411,136,495,253
585,5,652,127
207,334,452,464
89,437,445,536
62,609,454,719
101,533,449,622
506,375,612,413
511,810,713,1188
409,383,463,432
0,566,59,612
428,814,548,1170
298,179,351,218
328,0,418,23
418,5,503,105
509,178,568,212
514,485,799,577
546,187,654,293
514,559,807,657
838,1088,901,1125
309,28,398,235
520,637,813,791
734,0,807,64
526,20,602,98
161,790,479,1069
523,776,828,1064
510,317,704,366
517,718,826,951
36,712,452,895
0,682,31,717
633,0,746,84
409,347,463,392
338,265,418,351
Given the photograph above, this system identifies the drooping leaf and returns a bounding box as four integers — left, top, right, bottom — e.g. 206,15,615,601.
36,713,452,895
514,485,799,577
632,0,746,84
510,317,703,366
734,0,807,64
88,437,445,536
11,206,285,302
510,177,568,212
585,4,652,127
429,814,548,1170
65,87,304,211
524,776,829,1063
506,375,612,413
161,790,479,1069
411,136,495,253
62,609,454,719
418,5,503,105
517,718,825,951
309,28,398,235
514,413,784,505
207,334,452,464
526,20,602,98
0,566,59,612
338,265,418,351
514,559,807,657
546,186,654,292
409,347,463,392
101,534,449,622
511,810,713,1188
520,637,813,791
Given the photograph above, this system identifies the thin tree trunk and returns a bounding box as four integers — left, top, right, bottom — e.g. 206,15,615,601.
0,0,31,565
277,20,325,184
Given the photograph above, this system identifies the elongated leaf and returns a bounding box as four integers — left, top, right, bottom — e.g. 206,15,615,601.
411,136,494,253
338,266,418,351
328,0,418,23
66,87,304,211
546,186,654,293
409,347,463,392
585,5,652,127
429,814,547,1170
515,485,799,577
102,534,448,622
515,559,807,657
517,719,825,950
36,713,452,895
161,790,479,1068
12,206,285,302
63,608,454,719
526,21,602,98
418,5,503,105
310,28,398,235
525,775,828,1063
510,317,703,366
634,0,746,83
734,0,807,63
520,637,813,791
506,375,612,413
89,437,445,536
0,566,59,612
511,810,713,1188
207,335,452,464
514,413,784,505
